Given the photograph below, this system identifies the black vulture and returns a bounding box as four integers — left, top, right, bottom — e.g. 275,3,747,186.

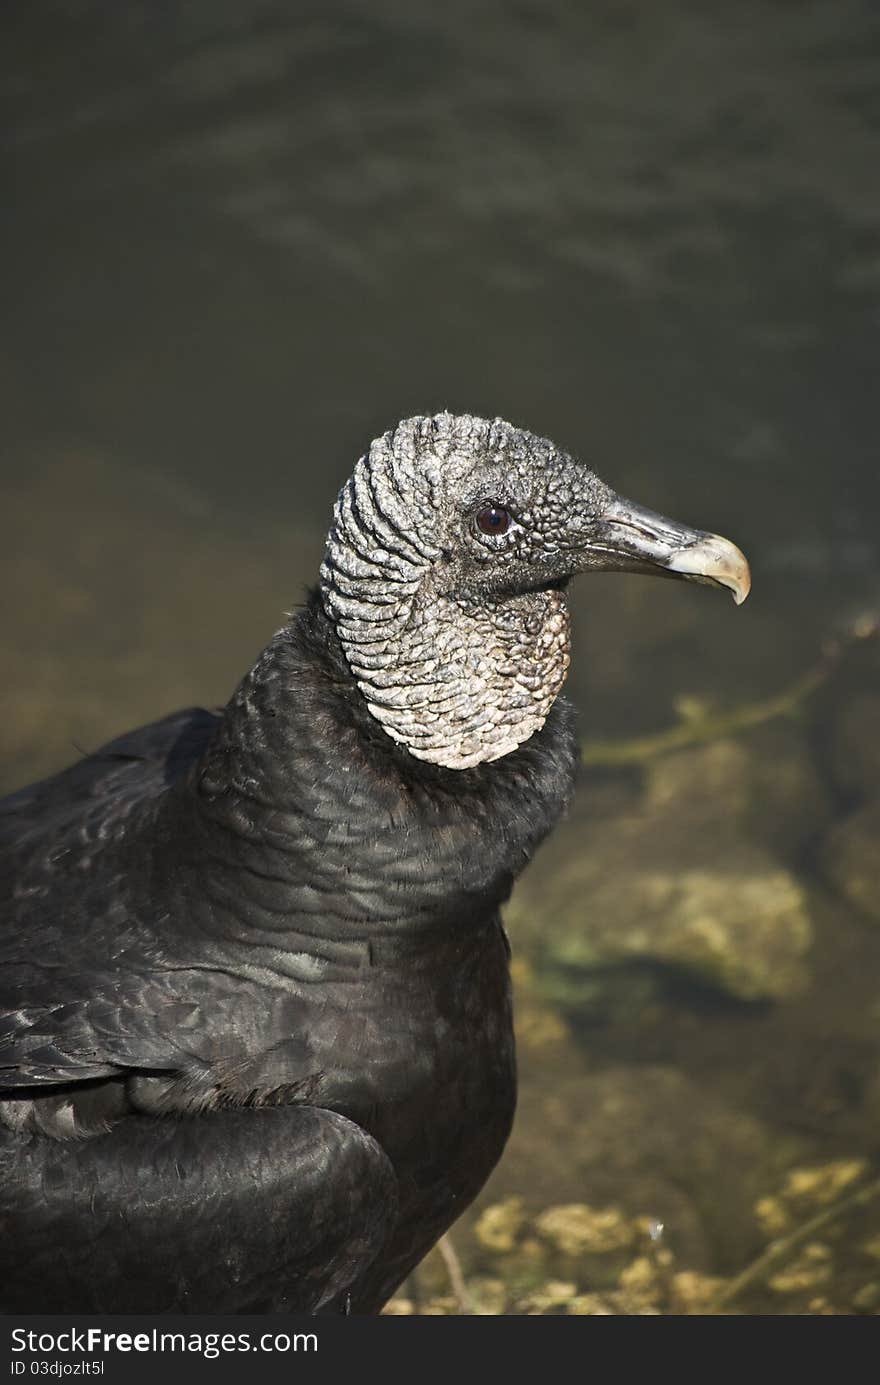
0,414,750,1313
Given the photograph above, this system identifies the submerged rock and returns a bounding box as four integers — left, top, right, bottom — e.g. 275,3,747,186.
782,1159,868,1206
507,739,813,1002
483,1061,793,1273
534,1203,635,1258
768,1244,834,1297
474,1197,526,1254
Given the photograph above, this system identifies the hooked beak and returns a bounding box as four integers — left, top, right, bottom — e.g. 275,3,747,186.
580,495,751,605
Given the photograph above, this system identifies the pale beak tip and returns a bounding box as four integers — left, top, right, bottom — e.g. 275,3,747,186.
727,555,751,605
732,575,751,607
667,534,751,607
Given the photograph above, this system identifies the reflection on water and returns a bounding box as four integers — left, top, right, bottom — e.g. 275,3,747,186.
3,0,880,1313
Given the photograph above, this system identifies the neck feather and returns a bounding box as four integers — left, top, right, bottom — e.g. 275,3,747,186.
183,595,579,946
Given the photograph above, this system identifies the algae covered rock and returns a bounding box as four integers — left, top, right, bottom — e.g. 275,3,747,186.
474,1197,526,1254
484,1061,791,1273
398,1143,880,1314
535,1203,635,1258
506,739,813,1002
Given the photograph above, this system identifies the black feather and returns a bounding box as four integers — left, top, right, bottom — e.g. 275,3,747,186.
0,590,577,1312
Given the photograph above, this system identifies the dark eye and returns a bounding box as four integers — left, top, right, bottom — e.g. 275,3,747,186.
475,504,511,536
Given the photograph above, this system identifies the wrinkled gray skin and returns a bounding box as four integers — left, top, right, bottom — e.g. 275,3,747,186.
320,414,615,769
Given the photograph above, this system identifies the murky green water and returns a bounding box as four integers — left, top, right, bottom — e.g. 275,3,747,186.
3,0,880,1313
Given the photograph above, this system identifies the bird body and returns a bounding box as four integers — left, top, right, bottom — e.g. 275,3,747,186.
0,414,749,1312
0,597,575,1311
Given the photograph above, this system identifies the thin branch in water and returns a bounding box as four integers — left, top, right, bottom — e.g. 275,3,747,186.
706,1174,880,1314
437,1233,474,1315
581,617,878,769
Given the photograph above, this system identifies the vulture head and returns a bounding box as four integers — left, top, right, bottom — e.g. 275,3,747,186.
320,413,749,769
